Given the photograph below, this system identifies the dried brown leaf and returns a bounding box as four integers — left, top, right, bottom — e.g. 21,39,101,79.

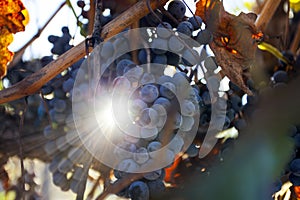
196,0,262,94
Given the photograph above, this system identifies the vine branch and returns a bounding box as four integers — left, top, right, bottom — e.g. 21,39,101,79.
0,0,169,104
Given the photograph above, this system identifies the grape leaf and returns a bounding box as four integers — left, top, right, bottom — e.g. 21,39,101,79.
0,0,29,78
196,0,262,94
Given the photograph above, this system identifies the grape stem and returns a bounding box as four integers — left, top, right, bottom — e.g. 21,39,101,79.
0,0,169,104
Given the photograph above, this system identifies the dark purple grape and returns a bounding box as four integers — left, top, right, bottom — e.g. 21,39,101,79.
167,0,186,20
289,173,300,186
129,181,150,200
196,29,213,45
157,22,173,38
77,0,85,8
138,49,149,64
116,59,135,76
147,179,165,199
151,38,168,54
188,16,202,30
177,21,193,36
152,54,167,65
273,70,289,83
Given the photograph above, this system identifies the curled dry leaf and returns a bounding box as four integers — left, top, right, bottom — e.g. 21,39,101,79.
196,0,262,95
0,0,29,78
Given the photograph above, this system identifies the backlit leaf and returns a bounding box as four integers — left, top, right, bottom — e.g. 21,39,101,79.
0,0,29,78
196,0,262,94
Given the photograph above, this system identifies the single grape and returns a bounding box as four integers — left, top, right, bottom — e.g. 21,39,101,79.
129,99,148,119
140,84,159,103
43,125,55,139
140,73,156,85
157,22,173,38
153,54,168,65
100,41,114,59
65,114,76,129
153,97,171,110
138,49,149,64
173,72,189,94
77,0,85,8
65,130,81,146
133,147,150,164
182,48,198,66
230,94,243,112
173,112,182,129
116,59,135,76
223,116,231,129
290,159,300,173
118,158,140,173
141,127,158,141
58,158,74,174
124,134,140,144
289,173,300,186
273,70,289,83
196,29,213,45
151,38,168,54
114,142,137,159
147,179,165,199
206,75,220,93
201,91,211,105
54,88,66,99
113,37,129,55
54,99,67,112
63,78,75,92
70,178,80,193
41,85,53,95
72,166,84,180
159,82,176,99
139,108,159,128
124,66,144,83
168,135,184,153
151,104,167,116
53,171,69,189
49,154,63,173
147,141,162,158
68,147,84,164
157,75,173,85
44,140,58,155
112,76,131,91
54,111,67,124
167,0,186,20
168,35,184,53
180,116,194,131
188,16,202,30
233,118,247,131
128,181,150,200
177,21,193,37
186,144,199,157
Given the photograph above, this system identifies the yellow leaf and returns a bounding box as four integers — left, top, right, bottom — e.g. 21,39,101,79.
0,0,29,78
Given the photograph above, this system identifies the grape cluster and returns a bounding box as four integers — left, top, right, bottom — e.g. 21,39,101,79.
42,59,91,193
48,27,72,55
